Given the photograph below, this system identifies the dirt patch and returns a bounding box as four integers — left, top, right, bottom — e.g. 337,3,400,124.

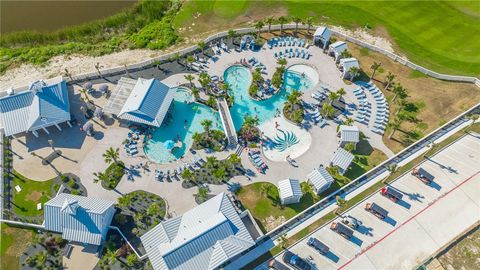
264,215,286,232
331,25,396,54
25,191,42,202
437,226,480,270
4,227,33,257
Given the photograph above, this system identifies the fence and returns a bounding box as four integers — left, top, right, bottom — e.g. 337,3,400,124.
65,24,480,88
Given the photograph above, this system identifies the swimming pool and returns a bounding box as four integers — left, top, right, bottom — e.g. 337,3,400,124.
224,65,316,130
143,87,222,163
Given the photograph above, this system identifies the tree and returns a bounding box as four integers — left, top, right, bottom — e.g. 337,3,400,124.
392,84,408,101
344,142,356,152
117,195,130,207
348,66,360,81
197,41,206,54
103,147,120,164
199,72,212,91
260,183,272,197
184,74,195,87
126,253,138,267
196,187,209,202
278,16,288,33
181,168,195,182
227,153,241,164
335,195,346,207
79,88,91,103
265,16,274,33
278,234,289,249
240,115,260,141
174,52,181,64
227,29,236,44
388,117,403,139
384,72,396,90
395,98,408,116
469,114,479,126
328,91,340,105
321,103,335,119
191,86,200,99
213,166,227,179
64,68,73,81
292,16,302,36
94,62,102,76
254,20,265,37
343,117,354,126
186,55,195,69
387,163,398,173
287,90,302,105
337,88,346,100
340,50,352,59
277,57,287,67
93,172,108,184
206,156,218,168
370,61,382,80
304,17,314,34
192,132,202,144
201,119,213,137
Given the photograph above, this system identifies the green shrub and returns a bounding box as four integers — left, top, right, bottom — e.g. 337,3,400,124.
129,19,177,49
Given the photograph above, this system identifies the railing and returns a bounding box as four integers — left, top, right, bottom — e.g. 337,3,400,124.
217,98,238,146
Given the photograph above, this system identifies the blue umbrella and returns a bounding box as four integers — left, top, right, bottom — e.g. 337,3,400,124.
164,140,175,150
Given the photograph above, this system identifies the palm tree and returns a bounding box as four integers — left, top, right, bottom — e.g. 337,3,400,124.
265,16,274,33
469,114,479,126
93,171,108,184
64,68,73,81
287,90,302,105
196,187,209,202
370,61,382,80
254,20,265,37
197,41,206,54
348,66,360,81
278,16,288,34
192,132,202,144
206,156,218,168
184,74,195,87
227,153,241,164
343,117,354,126
395,98,407,116
79,88,91,103
201,119,213,137
174,52,181,64
227,29,236,44
328,91,340,105
94,62,102,76
278,234,289,249
103,147,120,164
340,50,352,59
335,195,346,207
241,115,260,141
384,72,396,90
387,163,398,173
292,16,302,36
344,142,356,152
337,88,346,100
392,84,407,101
181,168,195,182
277,57,287,67
388,117,403,139
186,55,195,70
321,103,335,119
304,17,314,35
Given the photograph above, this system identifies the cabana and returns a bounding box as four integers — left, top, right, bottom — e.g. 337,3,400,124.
313,26,332,50
339,58,360,79
328,41,348,62
338,125,360,147
330,147,355,175
0,76,71,138
278,178,303,205
308,165,335,194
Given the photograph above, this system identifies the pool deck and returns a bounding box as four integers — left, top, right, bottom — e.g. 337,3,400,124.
12,39,394,216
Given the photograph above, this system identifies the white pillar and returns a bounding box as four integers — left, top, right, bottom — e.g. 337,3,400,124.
32,130,39,138
66,121,72,128
42,126,50,135
55,123,62,131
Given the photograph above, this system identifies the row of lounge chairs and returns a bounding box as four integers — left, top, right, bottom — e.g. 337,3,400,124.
248,57,267,71
274,48,311,60
308,107,327,127
268,36,310,49
248,149,268,173
125,129,142,156
154,155,205,182
362,82,389,135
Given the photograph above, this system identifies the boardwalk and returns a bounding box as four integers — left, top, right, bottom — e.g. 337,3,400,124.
217,97,238,146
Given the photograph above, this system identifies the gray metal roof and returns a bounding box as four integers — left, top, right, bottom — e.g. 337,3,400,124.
44,193,115,245
339,125,360,143
104,77,174,127
340,57,359,71
141,193,254,270
278,179,302,201
0,76,70,136
308,166,334,191
329,41,347,53
330,147,355,171
313,26,332,40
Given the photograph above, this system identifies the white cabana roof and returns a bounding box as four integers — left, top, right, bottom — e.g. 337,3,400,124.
339,125,360,143
339,57,359,71
308,166,334,192
329,41,347,53
313,26,332,41
278,179,302,201
330,147,355,171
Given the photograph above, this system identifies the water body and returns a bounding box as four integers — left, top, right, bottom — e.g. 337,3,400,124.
1,0,136,34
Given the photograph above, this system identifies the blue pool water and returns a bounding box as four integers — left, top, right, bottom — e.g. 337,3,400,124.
144,88,222,163
224,65,314,130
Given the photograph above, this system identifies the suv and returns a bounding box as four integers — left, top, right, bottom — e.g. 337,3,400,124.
283,251,311,270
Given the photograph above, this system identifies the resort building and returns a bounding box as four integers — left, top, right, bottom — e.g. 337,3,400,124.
104,77,174,127
141,192,255,270
313,26,332,50
308,165,335,194
339,58,360,79
328,41,348,62
338,125,360,147
330,147,355,175
278,178,303,205
0,76,71,137
43,193,115,246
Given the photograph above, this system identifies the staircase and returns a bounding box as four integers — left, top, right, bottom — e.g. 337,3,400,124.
217,98,238,147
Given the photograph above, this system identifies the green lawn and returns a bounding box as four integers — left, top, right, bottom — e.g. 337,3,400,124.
1,223,34,270
12,170,53,216
345,148,388,180
174,1,480,76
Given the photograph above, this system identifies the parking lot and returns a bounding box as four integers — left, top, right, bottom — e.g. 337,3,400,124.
267,133,480,270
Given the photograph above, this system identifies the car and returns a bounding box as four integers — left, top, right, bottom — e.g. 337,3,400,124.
307,237,329,254
268,259,290,270
342,215,361,230
283,251,311,270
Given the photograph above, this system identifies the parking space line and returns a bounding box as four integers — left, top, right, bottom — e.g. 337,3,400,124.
338,170,480,270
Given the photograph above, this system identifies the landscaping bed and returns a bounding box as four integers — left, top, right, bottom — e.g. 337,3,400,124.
98,161,125,190
19,231,66,270
182,154,244,185
283,90,304,124
96,230,148,270
52,173,87,196
191,130,227,152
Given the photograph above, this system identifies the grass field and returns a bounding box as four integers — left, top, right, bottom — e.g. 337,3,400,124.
0,223,34,270
345,148,388,180
174,1,480,76
12,170,53,216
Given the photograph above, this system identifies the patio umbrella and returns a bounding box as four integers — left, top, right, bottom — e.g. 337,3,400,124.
164,140,175,150
83,82,93,90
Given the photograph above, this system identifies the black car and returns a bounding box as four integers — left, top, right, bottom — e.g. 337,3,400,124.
307,237,329,254
283,251,311,270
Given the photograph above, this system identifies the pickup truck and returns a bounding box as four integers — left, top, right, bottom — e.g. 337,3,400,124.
307,237,329,254
412,167,434,184
283,251,311,270
380,186,403,202
330,222,354,239
365,202,388,219
342,215,361,230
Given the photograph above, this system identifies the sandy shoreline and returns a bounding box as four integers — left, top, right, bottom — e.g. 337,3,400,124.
0,26,395,90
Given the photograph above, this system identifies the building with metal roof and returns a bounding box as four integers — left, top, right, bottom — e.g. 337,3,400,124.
278,179,303,205
103,77,174,127
339,58,360,79
43,193,115,246
338,125,360,146
0,76,71,137
313,26,332,49
141,192,255,270
330,147,355,175
328,41,348,62
307,165,335,194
